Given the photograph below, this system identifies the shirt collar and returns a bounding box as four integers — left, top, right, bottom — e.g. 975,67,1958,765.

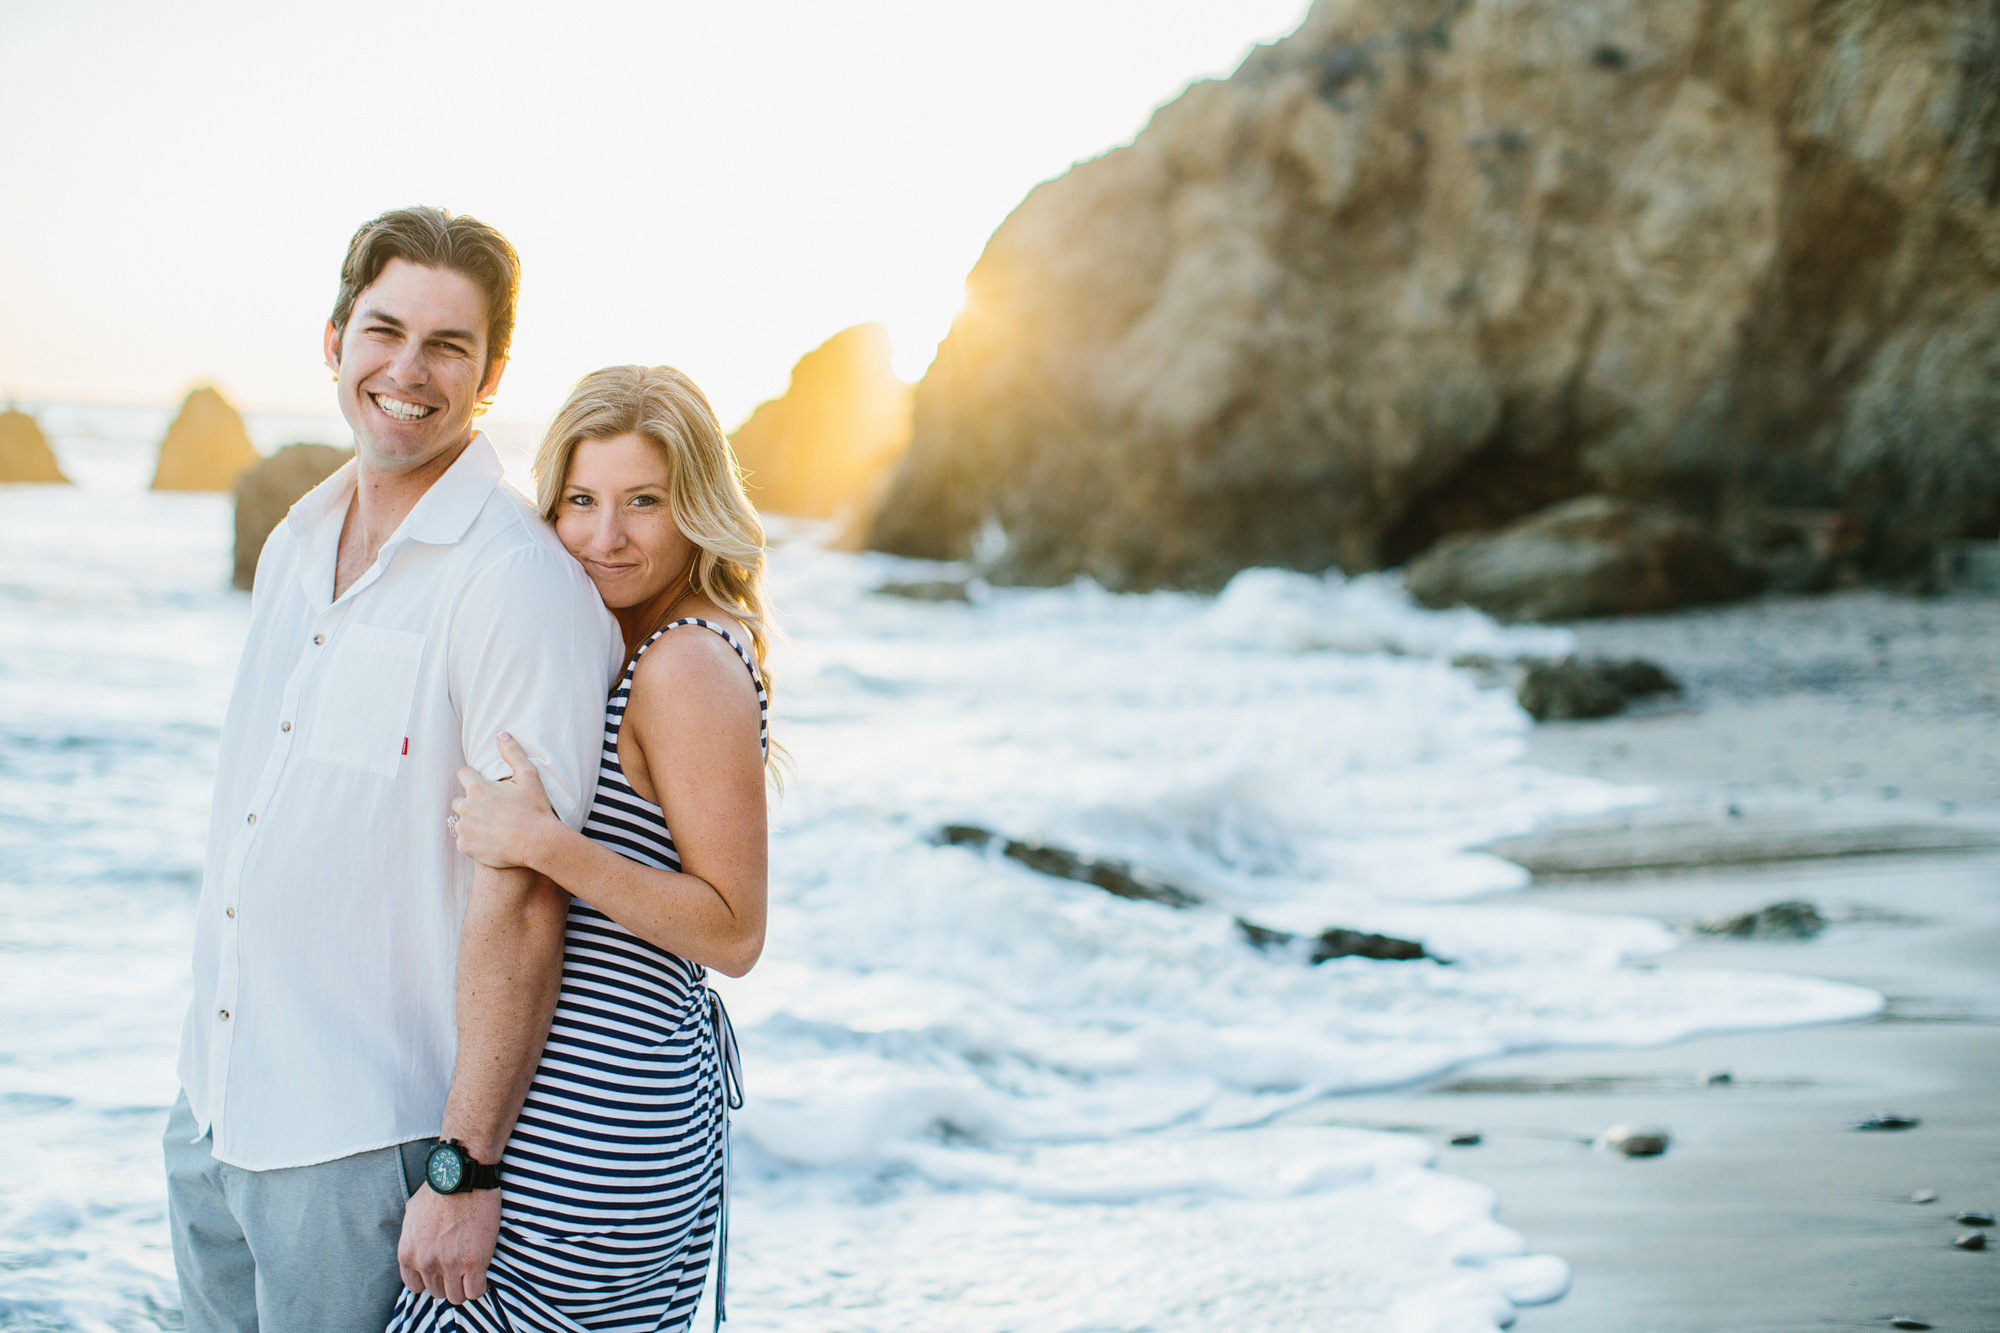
399,432,504,547
286,432,504,607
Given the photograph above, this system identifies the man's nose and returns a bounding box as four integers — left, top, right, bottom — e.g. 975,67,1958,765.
387,339,430,385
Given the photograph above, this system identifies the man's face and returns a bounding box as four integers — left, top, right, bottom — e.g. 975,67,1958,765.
323,258,505,475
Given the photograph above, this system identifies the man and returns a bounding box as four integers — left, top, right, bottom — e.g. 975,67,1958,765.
165,206,623,1330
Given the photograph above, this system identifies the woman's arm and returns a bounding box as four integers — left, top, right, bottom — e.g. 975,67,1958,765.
451,630,768,977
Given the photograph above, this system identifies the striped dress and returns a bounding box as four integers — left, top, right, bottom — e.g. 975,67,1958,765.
390,619,765,1333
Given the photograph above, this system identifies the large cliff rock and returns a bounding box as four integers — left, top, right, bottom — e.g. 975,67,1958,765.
0,409,68,484
152,387,261,492
232,444,352,589
868,0,2000,595
730,323,913,519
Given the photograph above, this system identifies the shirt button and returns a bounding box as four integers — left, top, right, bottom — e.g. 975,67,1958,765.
225,906,236,918
246,813,257,825
281,721,291,732
218,1009,231,1021
314,635,326,645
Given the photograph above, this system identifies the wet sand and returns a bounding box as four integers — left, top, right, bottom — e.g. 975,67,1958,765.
1295,590,2000,1331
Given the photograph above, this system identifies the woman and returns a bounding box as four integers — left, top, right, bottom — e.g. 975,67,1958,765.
391,365,775,1333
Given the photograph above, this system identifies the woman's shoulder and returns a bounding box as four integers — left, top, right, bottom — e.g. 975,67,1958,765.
630,607,761,704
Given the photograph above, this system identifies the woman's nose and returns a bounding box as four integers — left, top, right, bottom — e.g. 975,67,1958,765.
590,511,627,552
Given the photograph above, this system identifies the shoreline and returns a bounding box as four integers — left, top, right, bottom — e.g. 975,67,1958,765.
1299,589,2000,1331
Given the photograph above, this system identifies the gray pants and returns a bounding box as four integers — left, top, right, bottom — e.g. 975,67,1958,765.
163,1091,431,1333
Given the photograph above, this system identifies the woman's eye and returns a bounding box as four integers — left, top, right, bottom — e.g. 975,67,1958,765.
567,494,592,507
631,495,658,508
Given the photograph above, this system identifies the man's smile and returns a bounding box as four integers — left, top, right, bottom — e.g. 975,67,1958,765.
369,392,438,422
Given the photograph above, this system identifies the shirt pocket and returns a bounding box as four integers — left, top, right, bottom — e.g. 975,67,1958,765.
305,622,426,777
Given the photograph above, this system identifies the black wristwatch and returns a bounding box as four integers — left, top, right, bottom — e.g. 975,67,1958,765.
424,1138,502,1193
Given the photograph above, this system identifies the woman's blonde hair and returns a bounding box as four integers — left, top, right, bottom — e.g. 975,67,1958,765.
534,364,783,778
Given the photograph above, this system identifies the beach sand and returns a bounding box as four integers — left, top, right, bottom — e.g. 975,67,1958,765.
1290,590,2000,1331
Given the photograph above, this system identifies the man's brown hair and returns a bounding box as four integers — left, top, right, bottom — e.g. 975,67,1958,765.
329,206,521,381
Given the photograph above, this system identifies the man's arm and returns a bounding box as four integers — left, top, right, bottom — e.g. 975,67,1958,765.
398,861,568,1304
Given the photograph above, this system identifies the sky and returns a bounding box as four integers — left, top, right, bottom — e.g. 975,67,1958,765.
0,0,1310,432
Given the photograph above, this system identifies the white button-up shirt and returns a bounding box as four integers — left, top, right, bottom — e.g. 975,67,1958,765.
177,434,623,1170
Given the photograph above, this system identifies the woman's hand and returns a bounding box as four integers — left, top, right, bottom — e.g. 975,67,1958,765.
451,733,560,870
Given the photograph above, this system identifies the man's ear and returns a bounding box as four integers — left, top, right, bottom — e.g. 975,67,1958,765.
478,355,508,406
324,321,343,375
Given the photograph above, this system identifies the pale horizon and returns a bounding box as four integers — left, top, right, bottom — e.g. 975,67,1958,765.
1,0,1310,433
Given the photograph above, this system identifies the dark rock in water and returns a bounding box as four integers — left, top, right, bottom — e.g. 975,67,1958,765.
1407,497,1758,623
935,825,1201,908
1696,900,1826,939
1891,1319,1933,1329
233,443,352,589
1236,917,1434,964
934,826,1432,957
873,580,972,602
1699,1068,1733,1086
1234,918,1295,951
1955,1231,1987,1251
1311,927,1429,964
1516,655,1680,721
1854,1111,1921,1131
1448,1132,1483,1147
1955,1209,1994,1226
1600,1124,1671,1157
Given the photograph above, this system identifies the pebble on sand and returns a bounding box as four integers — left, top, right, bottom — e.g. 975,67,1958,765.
1854,1112,1921,1131
1891,1319,1932,1330
1448,1132,1483,1147
1954,1231,1986,1251
1599,1124,1670,1157
1694,899,1826,938
1954,1209,1993,1226
1911,1189,1939,1204
1699,1068,1733,1085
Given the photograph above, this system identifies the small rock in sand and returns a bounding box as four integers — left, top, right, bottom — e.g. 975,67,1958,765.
1854,1112,1921,1131
1955,1209,1994,1226
1515,655,1679,721
1696,900,1826,939
1954,1231,1986,1250
1448,1132,1483,1147
1699,1068,1733,1085
1600,1124,1670,1157
1891,1319,1932,1330
1912,1189,1939,1203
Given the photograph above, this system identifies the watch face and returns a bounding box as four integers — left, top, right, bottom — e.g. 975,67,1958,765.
426,1145,464,1194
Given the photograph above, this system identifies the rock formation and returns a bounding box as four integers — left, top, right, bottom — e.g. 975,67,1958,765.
0,409,68,484
152,387,261,492
868,0,2000,602
729,323,913,520
1406,495,1753,620
232,443,352,589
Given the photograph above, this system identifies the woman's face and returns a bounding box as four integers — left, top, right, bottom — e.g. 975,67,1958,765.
553,433,694,610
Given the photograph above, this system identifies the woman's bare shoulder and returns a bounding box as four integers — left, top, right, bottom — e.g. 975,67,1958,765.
627,609,761,718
